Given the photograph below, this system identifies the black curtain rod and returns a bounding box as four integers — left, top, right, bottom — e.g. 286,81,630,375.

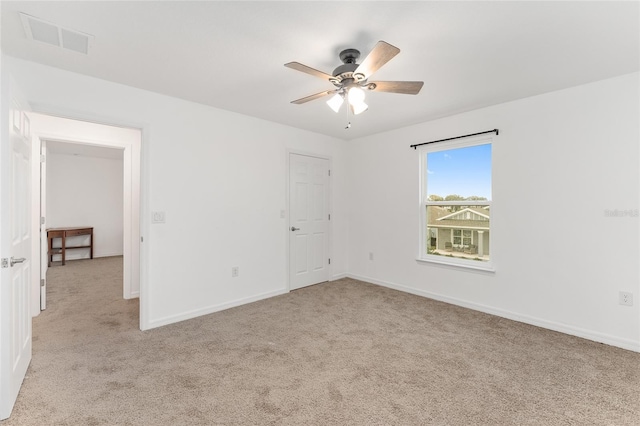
410,129,499,149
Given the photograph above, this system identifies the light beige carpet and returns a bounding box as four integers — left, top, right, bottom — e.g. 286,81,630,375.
2,256,639,425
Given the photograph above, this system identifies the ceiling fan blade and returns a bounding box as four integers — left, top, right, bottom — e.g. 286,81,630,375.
291,90,337,104
285,62,334,81
354,41,401,79
369,81,424,95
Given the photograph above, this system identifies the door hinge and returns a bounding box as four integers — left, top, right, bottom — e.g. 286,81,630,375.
328,258,331,265
40,216,45,225
1,258,8,268
141,236,144,243
328,169,331,176
40,279,45,287
328,214,331,220
40,154,46,163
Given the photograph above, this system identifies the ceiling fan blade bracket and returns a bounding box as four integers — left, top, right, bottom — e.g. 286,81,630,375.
353,73,366,82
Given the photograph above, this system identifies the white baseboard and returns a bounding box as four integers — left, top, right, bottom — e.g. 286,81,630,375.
50,252,123,262
331,272,347,281
95,253,124,258
147,288,289,330
348,273,640,353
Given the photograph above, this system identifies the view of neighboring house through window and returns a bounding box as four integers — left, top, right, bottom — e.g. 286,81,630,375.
419,138,492,268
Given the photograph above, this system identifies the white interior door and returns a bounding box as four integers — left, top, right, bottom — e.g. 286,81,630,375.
289,153,330,290
1,92,33,419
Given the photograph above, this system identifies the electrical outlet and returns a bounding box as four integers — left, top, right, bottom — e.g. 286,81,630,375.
369,252,374,261
619,291,633,306
232,266,239,278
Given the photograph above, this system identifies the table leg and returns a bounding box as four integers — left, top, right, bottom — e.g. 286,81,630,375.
61,232,66,266
48,235,53,267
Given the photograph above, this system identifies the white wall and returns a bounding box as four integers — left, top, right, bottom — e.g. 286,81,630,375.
6,55,638,351
4,56,348,330
47,152,124,260
346,72,640,351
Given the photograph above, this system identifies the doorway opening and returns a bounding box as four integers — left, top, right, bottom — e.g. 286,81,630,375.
43,140,125,307
30,113,142,327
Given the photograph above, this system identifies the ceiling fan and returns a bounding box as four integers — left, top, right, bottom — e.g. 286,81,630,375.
285,41,424,117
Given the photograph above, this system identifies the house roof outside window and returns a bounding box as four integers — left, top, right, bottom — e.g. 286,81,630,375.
427,206,490,230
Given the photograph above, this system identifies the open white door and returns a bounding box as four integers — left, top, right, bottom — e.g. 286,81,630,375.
288,153,330,290
0,82,33,419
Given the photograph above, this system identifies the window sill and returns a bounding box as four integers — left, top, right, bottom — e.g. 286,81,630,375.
416,256,496,273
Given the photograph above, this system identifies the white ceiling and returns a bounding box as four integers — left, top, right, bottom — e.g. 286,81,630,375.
2,1,638,140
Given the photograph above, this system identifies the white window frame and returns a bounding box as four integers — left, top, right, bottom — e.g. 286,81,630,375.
417,136,495,272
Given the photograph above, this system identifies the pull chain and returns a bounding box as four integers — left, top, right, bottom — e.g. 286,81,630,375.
345,101,351,129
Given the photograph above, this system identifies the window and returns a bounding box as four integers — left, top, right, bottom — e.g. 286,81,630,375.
453,229,462,246
418,137,493,270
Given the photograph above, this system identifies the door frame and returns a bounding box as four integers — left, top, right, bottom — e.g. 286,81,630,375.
27,112,147,327
38,140,47,310
285,149,332,291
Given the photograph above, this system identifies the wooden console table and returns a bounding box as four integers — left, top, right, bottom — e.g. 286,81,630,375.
47,227,93,266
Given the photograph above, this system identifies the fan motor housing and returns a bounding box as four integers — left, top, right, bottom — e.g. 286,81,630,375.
332,48,366,85
332,64,358,77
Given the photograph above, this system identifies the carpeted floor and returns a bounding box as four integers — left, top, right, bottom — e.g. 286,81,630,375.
2,256,639,425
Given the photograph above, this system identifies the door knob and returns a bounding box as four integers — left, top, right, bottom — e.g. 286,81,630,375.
290,226,300,231
10,257,26,267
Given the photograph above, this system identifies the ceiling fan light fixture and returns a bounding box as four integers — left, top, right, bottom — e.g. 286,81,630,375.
347,86,366,103
347,86,368,115
350,101,368,115
326,93,344,113
325,86,368,115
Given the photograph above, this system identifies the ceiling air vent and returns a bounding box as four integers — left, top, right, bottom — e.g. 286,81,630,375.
20,13,93,55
